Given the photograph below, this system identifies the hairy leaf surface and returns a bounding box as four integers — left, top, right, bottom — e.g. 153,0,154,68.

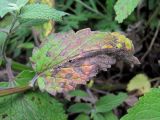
20,3,67,22
0,91,67,120
121,88,160,120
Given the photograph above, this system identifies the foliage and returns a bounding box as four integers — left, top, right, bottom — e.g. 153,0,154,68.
56,0,140,31
0,91,67,120
68,92,127,120
0,0,160,120
121,88,160,120
95,93,128,113
56,0,120,31
0,0,68,119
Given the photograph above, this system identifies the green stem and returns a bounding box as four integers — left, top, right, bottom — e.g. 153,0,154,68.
1,15,18,63
75,0,104,16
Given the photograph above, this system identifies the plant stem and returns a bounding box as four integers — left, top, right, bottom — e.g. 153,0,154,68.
75,0,104,16
141,21,160,61
1,16,18,63
0,86,32,97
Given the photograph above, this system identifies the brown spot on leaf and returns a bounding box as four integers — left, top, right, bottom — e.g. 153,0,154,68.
65,73,72,79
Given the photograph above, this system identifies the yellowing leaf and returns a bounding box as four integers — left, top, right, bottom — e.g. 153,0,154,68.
111,32,133,50
127,74,151,94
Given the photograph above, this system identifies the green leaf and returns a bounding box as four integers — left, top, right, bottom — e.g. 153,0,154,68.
127,74,151,94
20,4,67,22
18,42,34,49
114,0,141,23
68,90,89,97
0,0,28,18
93,113,105,120
16,0,28,8
121,88,160,120
104,111,118,120
0,0,15,18
95,93,128,113
68,103,92,113
15,70,35,87
75,114,90,120
0,91,67,120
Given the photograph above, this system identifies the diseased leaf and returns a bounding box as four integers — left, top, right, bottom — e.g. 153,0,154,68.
95,93,128,113
127,74,151,94
30,28,140,95
114,0,141,23
121,88,160,120
0,91,67,120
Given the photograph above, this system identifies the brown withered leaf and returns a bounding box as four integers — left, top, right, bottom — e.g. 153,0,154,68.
30,28,140,95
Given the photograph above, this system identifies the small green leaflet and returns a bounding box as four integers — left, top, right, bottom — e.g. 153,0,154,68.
68,90,89,97
95,93,128,113
68,103,92,113
104,111,118,120
114,0,141,23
